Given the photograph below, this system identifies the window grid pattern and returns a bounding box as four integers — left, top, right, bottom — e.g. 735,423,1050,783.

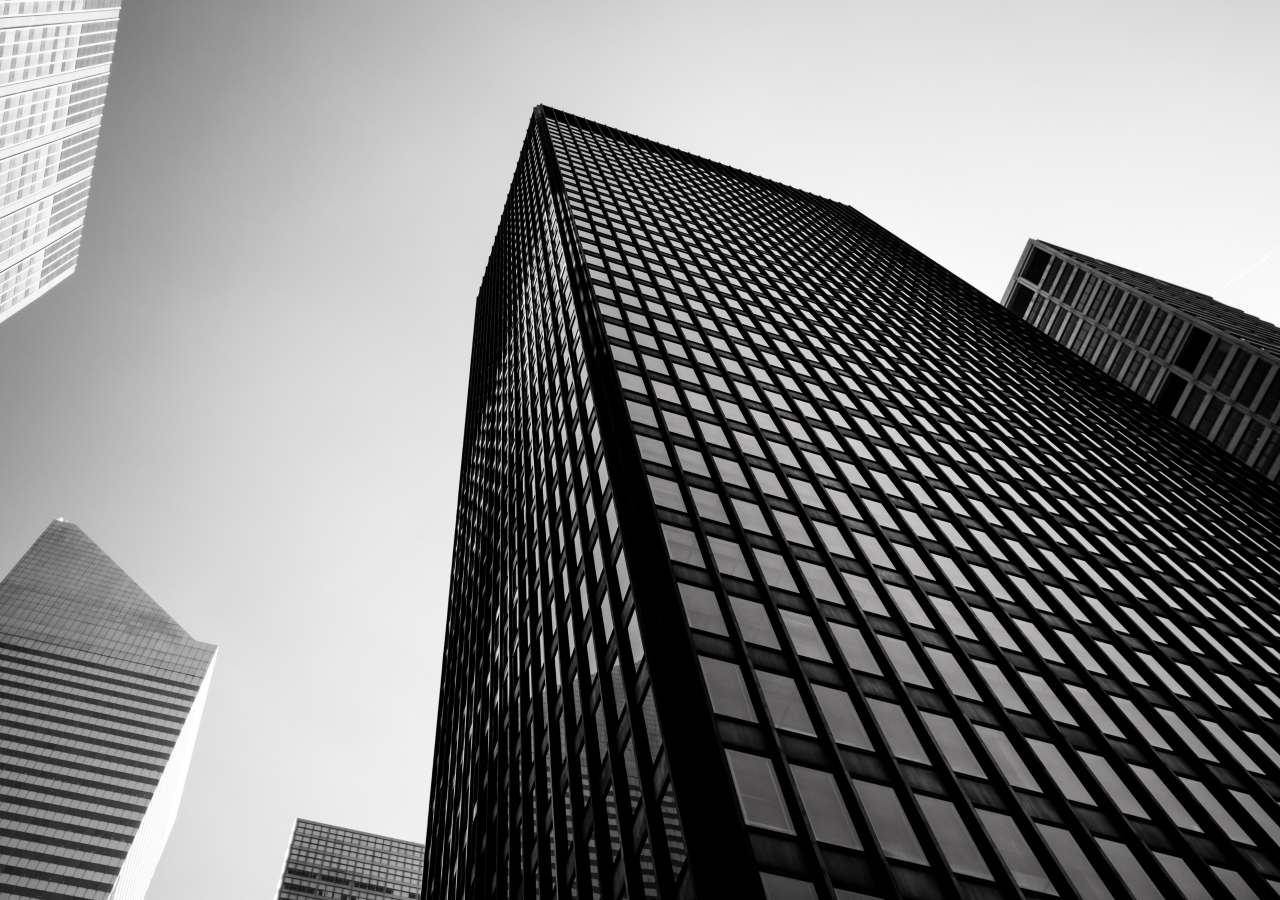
430,107,1280,900
547,108,1280,900
276,819,424,900
0,4,116,325
0,19,115,86
1003,241,1280,481
424,116,689,900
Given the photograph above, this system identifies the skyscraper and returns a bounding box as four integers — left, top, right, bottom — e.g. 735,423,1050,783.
274,819,424,900
0,519,216,900
424,107,1280,900
1001,241,1280,481
0,1,121,326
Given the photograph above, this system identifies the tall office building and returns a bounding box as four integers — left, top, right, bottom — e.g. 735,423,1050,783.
0,519,216,900
0,1,121,325
1002,241,1280,481
424,107,1280,900
274,819,424,900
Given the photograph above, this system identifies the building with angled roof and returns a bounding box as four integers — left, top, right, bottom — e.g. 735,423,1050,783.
0,518,216,900
425,106,1280,900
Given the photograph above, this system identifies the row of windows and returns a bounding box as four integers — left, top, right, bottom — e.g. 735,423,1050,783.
0,2,120,14
0,19,116,85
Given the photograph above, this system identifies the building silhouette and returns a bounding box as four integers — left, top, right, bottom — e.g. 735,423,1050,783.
424,106,1280,900
0,1,121,326
275,819,424,900
1002,241,1280,481
0,519,216,899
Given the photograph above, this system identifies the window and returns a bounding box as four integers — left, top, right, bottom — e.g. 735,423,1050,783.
885,585,931,627
790,765,860,848
975,810,1054,894
758,672,816,736
930,596,977,639
676,444,711,476
917,795,990,879
756,548,800,592
726,750,794,833
662,524,704,567
708,536,751,579
813,685,872,750
798,560,843,604
730,596,780,648
780,610,831,662
679,583,727,635
879,636,932,687
699,656,756,722
867,699,928,763
851,780,927,864
733,498,771,533
648,474,686,510
920,712,984,777
690,486,729,522
974,726,1039,791
973,660,1029,713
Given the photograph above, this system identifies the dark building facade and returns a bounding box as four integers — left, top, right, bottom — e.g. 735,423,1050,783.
1001,241,1280,481
424,107,1280,900
275,819,424,900
0,519,216,900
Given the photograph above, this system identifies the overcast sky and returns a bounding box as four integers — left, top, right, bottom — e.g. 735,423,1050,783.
0,1,1275,897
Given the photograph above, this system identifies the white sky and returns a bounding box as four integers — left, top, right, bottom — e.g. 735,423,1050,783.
0,1,1274,898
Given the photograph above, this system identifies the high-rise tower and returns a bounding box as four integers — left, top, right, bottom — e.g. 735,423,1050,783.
0,519,216,900
0,1,121,325
424,107,1280,900
274,819,424,900
1001,241,1280,481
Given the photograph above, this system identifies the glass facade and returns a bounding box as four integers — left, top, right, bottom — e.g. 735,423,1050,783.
425,106,1280,900
0,518,216,900
275,819,424,900
1002,241,1280,481
0,0,121,326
